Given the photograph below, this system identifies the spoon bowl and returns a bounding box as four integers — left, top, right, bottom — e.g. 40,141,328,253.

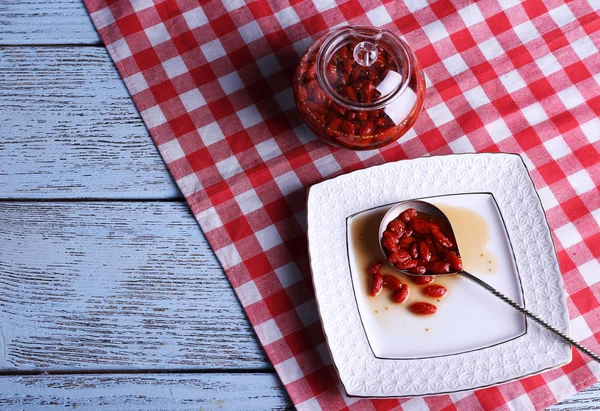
378,199,461,276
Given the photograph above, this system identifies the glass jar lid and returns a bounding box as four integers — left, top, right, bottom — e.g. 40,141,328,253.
316,26,413,110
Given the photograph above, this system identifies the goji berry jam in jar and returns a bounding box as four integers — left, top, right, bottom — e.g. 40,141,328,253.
293,26,426,150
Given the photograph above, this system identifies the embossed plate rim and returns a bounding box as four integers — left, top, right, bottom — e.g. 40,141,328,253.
306,153,571,398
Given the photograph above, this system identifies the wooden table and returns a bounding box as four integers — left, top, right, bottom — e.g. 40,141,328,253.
0,1,597,409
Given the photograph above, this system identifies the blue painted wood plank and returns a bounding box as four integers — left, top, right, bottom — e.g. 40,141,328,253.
0,202,268,371
0,0,99,45
0,373,292,410
0,47,180,199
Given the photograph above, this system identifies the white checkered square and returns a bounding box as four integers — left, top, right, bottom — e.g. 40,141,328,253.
506,394,534,411
159,139,186,163
479,37,504,60
572,315,594,342
275,88,295,111
498,0,520,9
124,72,149,95
275,357,304,384
514,20,540,44
568,169,595,194
555,222,583,248
401,398,429,410
162,55,187,79
402,128,418,142
255,139,283,162
145,23,170,46
549,4,576,27
428,102,454,127
236,189,263,214
198,121,226,146
293,38,313,57
485,118,512,143
218,71,245,95
239,20,264,44
579,259,600,287
449,135,475,152
275,262,303,288
107,38,132,62
544,136,570,160
141,105,167,128
296,398,322,411
458,3,484,27
463,85,490,109
404,0,427,12
557,85,585,110
519,152,535,170
180,88,206,112
255,319,283,345
91,7,114,29
236,280,262,306
536,53,561,76
200,39,227,61
449,391,473,402
197,207,223,232
356,150,379,161
176,173,203,195
131,0,153,11
275,7,301,28
522,102,548,125
313,0,336,12
442,53,469,76
215,155,243,180
422,20,449,43
339,387,361,406
295,300,319,327
571,36,597,60
255,224,284,251
223,0,245,12
367,5,392,26
275,171,302,196
257,53,282,77
294,123,318,142
238,105,263,128
547,375,577,401
538,186,559,210
314,155,341,177
581,118,600,143
183,7,208,29
500,70,527,93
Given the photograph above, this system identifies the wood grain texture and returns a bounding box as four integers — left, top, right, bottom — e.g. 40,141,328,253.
0,371,599,410
0,201,268,371
549,383,600,410
0,47,180,199
0,373,292,410
0,1,99,45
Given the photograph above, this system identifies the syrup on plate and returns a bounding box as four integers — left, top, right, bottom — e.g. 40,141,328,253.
350,204,495,325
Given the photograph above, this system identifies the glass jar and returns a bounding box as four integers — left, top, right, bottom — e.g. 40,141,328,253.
293,26,426,150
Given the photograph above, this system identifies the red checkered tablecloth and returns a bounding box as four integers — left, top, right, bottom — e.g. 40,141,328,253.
83,0,600,409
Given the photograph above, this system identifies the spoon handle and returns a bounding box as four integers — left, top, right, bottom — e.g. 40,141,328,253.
460,271,600,363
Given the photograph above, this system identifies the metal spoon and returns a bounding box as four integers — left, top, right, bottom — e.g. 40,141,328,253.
379,199,600,363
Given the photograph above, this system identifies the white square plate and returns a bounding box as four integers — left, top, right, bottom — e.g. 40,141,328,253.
307,153,571,397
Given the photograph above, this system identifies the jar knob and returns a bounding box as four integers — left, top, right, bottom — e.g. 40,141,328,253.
353,41,378,67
